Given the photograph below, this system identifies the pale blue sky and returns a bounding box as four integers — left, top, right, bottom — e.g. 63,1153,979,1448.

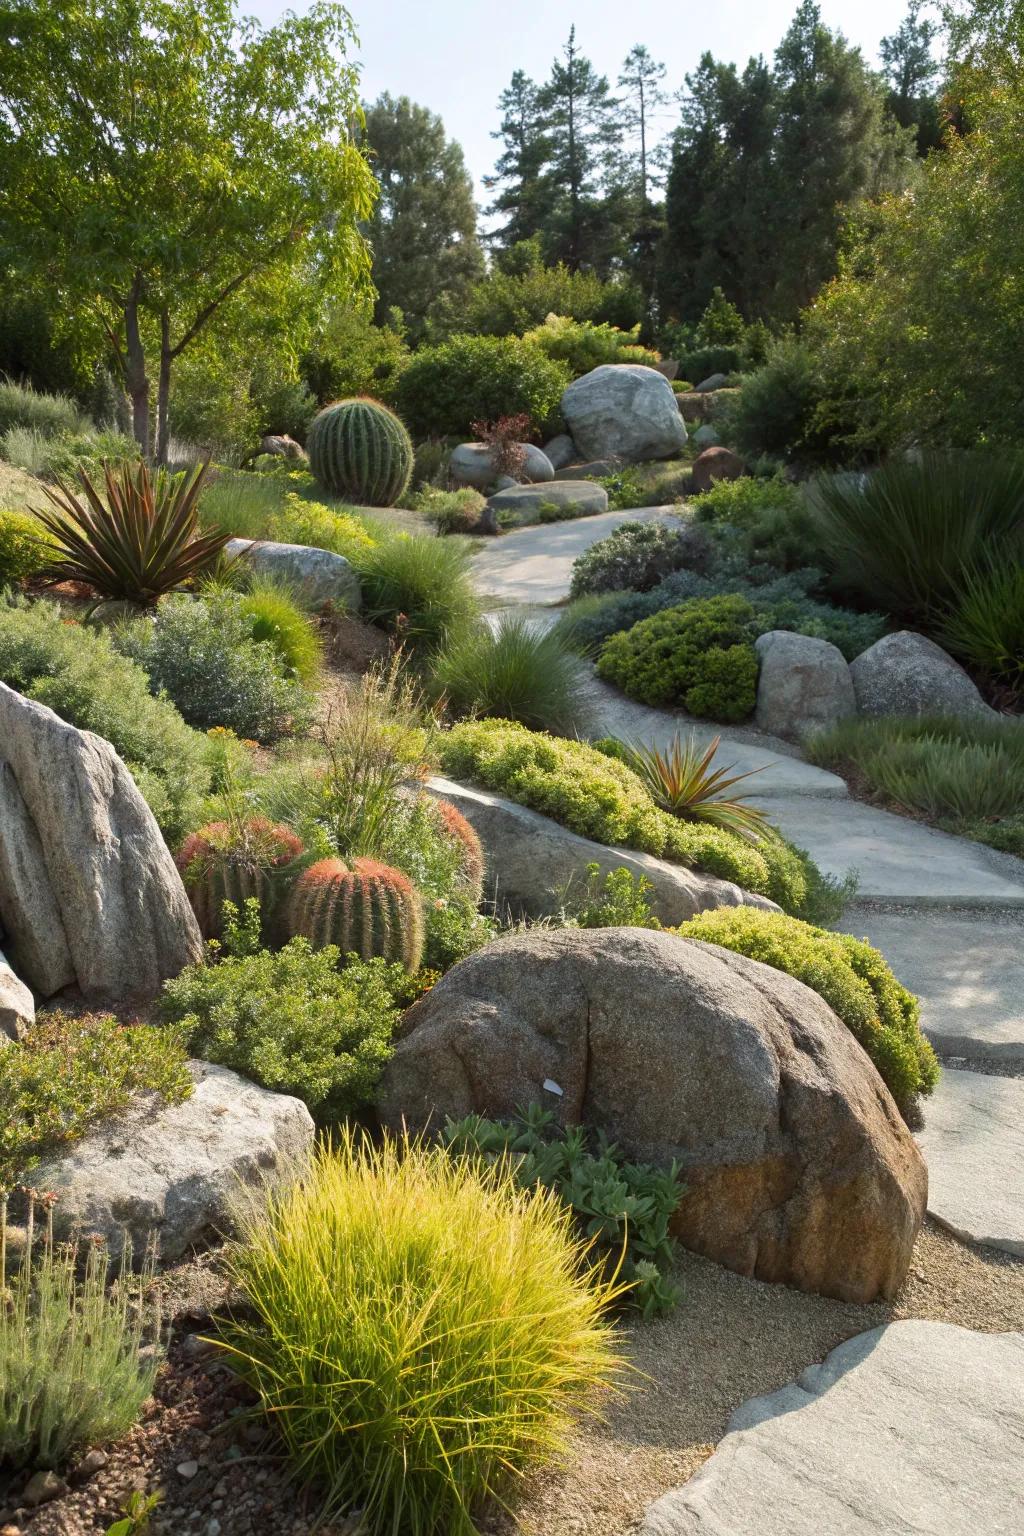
252,0,912,203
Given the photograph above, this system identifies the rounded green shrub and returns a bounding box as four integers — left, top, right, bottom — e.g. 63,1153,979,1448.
0,510,54,586
568,519,714,599
307,398,413,507
675,907,939,1114
596,595,759,721
393,334,570,440
220,1132,622,1535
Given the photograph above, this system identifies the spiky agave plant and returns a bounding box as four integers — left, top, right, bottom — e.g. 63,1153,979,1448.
36,458,230,608
288,857,425,972
619,732,770,842
176,817,305,939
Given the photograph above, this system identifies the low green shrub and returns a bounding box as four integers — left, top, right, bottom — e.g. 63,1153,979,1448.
159,901,401,1119
114,592,313,743
0,509,54,586
677,908,939,1113
430,613,584,733
394,334,570,440
0,1206,160,1472
559,863,660,930
522,313,659,376
596,595,759,721
0,1011,191,1190
412,485,487,534
443,1103,682,1316
0,378,90,438
569,519,714,599
0,597,211,841
720,338,843,467
220,1131,623,1535
439,718,846,921
268,493,378,562
351,533,477,654
806,715,1024,856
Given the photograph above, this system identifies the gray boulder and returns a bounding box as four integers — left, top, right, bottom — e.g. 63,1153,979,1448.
691,423,720,449
543,433,577,471
36,1061,314,1261
225,537,361,611
0,761,75,997
378,927,928,1302
562,364,688,462
485,480,609,524
0,947,33,1043
424,776,777,926
696,371,729,391
0,685,203,1002
850,631,994,720
641,1322,1024,1536
755,631,856,741
449,441,555,491
258,433,306,461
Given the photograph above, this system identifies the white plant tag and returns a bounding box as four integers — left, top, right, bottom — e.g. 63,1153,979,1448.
543,1079,563,1097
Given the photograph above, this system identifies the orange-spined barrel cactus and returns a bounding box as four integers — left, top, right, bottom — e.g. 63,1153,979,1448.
176,817,304,939
434,799,484,903
288,856,425,972
307,397,414,507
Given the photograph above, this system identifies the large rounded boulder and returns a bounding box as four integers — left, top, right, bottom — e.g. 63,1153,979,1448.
378,927,928,1303
850,631,995,721
562,364,688,462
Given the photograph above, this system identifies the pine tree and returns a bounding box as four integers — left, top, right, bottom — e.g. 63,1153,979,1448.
617,45,670,315
880,2,944,154
362,93,484,343
536,27,622,271
484,71,552,252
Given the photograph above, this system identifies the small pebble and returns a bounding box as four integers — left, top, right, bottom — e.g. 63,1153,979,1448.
206,1521,222,1536
73,1446,109,1481
21,1470,66,1509
177,1460,200,1480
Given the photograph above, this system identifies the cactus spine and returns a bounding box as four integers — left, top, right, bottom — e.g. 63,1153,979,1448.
176,817,304,939
307,397,414,507
288,856,425,972
434,799,485,903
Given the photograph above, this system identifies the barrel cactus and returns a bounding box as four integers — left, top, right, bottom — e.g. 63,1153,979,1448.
307,397,414,507
434,799,485,903
176,817,304,938
288,856,425,972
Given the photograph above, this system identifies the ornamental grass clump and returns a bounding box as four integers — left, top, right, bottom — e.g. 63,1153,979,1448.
218,1132,623,1535
430,612,585,733
0,1197,161,1472
676,907,939,1116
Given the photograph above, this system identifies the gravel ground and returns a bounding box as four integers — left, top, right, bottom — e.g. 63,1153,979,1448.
7,1220,1021,1536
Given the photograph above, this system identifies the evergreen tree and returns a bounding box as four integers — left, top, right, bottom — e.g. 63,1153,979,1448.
484,71,552,251
536,27,622,271
880,2,944,153
617,45,670,316
362,93,484,343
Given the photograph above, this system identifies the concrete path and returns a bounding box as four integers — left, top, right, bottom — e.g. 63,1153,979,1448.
916,1069,1024,1256
471,506,680,607
842,907,1024,1061
641,1321,1024,1535
753,795,1024,907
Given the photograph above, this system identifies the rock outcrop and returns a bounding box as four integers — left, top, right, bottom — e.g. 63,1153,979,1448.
378,926,928,1302
562,364,688,462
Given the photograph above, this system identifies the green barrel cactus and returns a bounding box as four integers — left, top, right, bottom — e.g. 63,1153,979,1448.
288,856,425,972
176,817,305,939
307,397,414,507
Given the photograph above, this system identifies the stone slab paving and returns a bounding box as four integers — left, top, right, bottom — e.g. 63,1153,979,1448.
470,506,682,607
916,1069,1024,1256
640,1321,1024,1536
576,672,848,800
748,794,1024,907
841,906,1024,1060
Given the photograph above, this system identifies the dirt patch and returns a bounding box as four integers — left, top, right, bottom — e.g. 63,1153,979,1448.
10,1220,1021,1536
320,612,392,678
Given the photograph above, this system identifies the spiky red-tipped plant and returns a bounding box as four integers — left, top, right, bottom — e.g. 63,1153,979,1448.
288,856,425,972
434,799,485,903
619,733,770,842
176,817,305,939
36,458,229,608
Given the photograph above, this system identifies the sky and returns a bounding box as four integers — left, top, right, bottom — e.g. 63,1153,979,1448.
250,0,909,203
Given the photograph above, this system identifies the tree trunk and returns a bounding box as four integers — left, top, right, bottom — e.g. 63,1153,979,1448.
156,311,172,467
124,287,150,458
